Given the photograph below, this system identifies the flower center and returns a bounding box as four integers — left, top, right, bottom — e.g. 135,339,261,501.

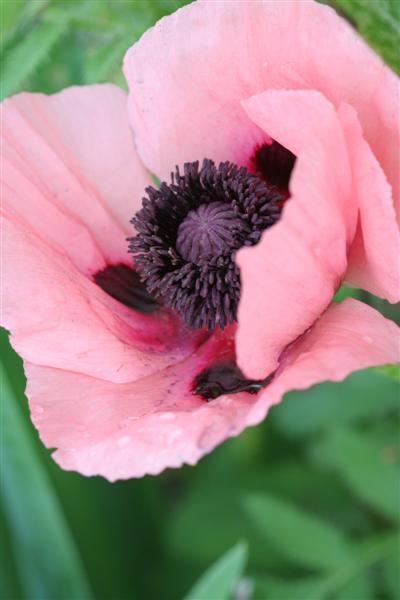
129,159,283,330
176,201,249,264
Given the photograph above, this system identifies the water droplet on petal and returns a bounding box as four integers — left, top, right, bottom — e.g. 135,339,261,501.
118,416,139,429
159,412,176,422
117,435,131,447
362,335,373,344
167,428,183,444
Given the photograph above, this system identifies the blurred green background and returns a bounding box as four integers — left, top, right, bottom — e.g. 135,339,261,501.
1,1,399,599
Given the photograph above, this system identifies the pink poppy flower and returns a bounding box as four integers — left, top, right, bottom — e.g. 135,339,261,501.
2,0,399,480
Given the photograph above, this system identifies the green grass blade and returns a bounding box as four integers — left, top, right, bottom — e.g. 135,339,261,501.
255,534,398,599
1,18,69,100
1,363,93,599
312,428,400,522
373,363,400,382
382,552,400,598
183,542,248,600
254,576,329,600
274,370,399,437
333,0,400,72
84,35,133,84
243,493,353,570
0,0,27,45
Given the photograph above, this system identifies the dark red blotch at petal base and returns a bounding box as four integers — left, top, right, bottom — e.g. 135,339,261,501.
251,140,296,192
94,263,159,313
193,361,274,400
191,333,275,401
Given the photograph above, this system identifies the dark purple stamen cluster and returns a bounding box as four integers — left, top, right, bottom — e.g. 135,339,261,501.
129,159,283,330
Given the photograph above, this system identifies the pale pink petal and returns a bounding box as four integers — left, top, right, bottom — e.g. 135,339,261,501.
1,85,200,383
337,103,400,302
1,84,151,269
246,299,400,426
124,0,398,201
236,90,356,380
25,329,255,480
25,299,399,480
2,219,199,383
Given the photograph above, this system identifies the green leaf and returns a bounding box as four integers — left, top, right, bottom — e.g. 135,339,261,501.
256,573,373,600
382,552,400,598
256,534,398,600
1,17,69,100
1,364,93,599
0,1,50,48
255,576,329,600
274,370,399,437
334,573,373,600
167,490,282,570
373,363,400,382
311,428,400,522
84,35,133,84
243,493,353,570
0,0,26,44
328,534,399,599
0,504,24,600
183,542,248,600
333,0,400,73
333,286,364,302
